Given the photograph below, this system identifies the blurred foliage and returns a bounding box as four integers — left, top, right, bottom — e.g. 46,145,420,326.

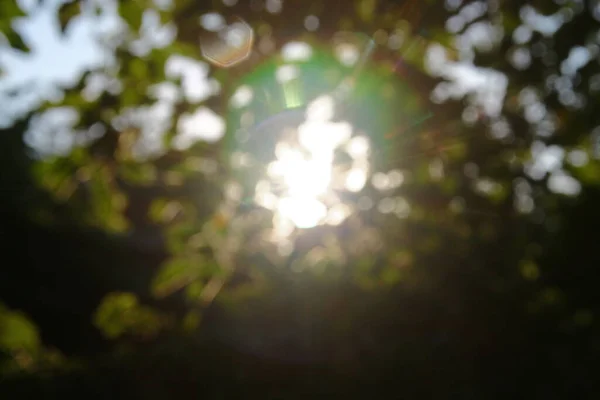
0,0,600,398
0,303,40,355
94,292,163,339
0,303,65,375
0,1,29,52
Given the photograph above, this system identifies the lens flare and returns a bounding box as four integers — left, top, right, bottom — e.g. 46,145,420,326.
201,18,254,68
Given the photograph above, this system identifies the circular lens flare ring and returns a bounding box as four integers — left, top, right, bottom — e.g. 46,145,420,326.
201,17,254,68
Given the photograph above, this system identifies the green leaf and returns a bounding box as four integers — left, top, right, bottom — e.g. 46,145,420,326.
94,292,162,339
152,256,206,298
94,292,137,338
572,160,600,185
0,0,26,20
185,280,205,301
76,164,129,233
119,1,144,31
149,198,185,224
130,58,149,81
119,162,158,184
2,28,30,52
0,305,40,353
165,220,200,253
57,0,81,33
120,85,140,107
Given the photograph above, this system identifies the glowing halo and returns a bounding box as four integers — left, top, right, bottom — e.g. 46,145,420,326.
222,35,432,236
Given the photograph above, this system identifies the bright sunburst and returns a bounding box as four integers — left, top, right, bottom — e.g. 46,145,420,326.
254,95,369,231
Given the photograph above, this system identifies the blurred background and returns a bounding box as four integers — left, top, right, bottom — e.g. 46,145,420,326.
1,0,600,398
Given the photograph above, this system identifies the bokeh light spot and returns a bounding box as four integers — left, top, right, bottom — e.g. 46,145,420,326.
278,197,327,229
304,15,320,31
281,41,313,61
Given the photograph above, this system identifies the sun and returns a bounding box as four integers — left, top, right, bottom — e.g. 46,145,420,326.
252,95,370,231
269,144,332,229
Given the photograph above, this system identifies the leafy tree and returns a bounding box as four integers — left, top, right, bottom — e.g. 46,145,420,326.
1,0,599,398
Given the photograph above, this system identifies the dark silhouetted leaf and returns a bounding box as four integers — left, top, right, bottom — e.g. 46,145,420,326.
57,0,80,33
